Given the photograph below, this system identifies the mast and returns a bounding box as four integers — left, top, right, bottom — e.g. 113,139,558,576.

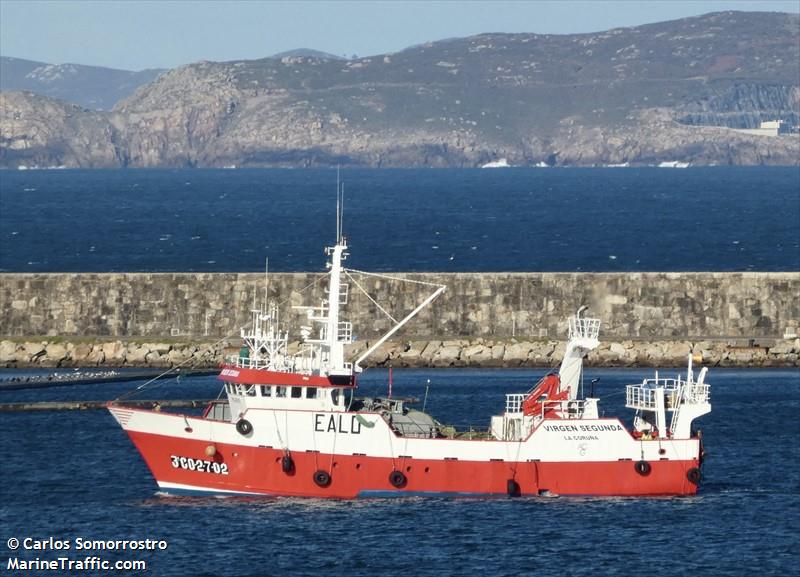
296,174,444,379
291,177,353,378
329,176,346,373
264,257,269,310
559,307,601,400
238,256,290,370
325,237,347,374
336,166,341,242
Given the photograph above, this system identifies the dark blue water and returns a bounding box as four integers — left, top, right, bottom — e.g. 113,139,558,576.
1,368,798,576
1,167,798,272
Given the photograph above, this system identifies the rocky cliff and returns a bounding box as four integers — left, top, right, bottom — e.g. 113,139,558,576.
1,11,798,168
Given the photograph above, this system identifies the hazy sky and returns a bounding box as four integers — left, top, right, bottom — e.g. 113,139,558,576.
2,0,798,70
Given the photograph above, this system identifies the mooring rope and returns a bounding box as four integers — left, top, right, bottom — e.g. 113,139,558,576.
343,269,397,323
343,268,445,288
114,318,249,402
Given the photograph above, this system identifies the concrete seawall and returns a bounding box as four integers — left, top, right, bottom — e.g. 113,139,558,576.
1,272,798,367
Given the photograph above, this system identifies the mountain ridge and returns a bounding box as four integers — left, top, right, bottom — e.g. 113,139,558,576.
269,49,346,61
0,56,164,110
1,11,798,168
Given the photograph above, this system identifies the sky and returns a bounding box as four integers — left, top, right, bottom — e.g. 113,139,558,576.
1,0,798,71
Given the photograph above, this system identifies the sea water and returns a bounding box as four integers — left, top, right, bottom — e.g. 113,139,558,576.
1,167,798,575
1,167,798,272
0,368,798,576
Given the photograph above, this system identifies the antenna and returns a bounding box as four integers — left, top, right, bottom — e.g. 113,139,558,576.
264,257,269,313
336,166,341,242
340,182,344,242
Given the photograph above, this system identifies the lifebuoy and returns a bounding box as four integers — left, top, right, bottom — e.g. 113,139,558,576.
313,470,331,487
506,479,520,497
281,454,294,473
235,419,253,436
686,467,702,485
635,460,651,476
389,470,407,488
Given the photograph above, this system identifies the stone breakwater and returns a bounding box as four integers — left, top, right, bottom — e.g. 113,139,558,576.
1,272,798,341
2,336,797,369
1,271,798,368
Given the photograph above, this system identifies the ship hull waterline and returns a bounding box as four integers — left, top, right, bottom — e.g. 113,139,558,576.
112,407,702,498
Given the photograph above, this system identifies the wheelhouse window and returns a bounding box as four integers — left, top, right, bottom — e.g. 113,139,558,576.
276,386,287,398
260,385,272,397
331,388,340,406
306,387,317,399
245,385,256,397
291,387,302,399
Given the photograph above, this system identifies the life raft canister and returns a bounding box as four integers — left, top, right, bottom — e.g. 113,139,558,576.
281,454,294,473
635,460,652,476
686,467,702,485
235,418,253,436
313,470,331,487
388,470,407,488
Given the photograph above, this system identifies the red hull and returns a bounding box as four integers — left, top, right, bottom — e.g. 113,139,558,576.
126,430,700,498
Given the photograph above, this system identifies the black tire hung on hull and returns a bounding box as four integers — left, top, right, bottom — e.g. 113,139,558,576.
686,467,702,485
389,470,407,488
313,470,332,487
506,479,521,497
635,460,652,476
281,454,294,473
235,419,253,436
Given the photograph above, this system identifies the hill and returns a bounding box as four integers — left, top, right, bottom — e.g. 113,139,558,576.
270,49,345,60
1,11,798,168
0,56,163,110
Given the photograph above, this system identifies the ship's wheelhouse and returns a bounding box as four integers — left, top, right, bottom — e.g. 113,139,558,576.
222,380,354,419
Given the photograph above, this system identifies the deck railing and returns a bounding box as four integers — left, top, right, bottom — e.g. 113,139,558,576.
540,399,588,419
505,393,526,413
626,378,710,410
338,321,353,343
568,316,601,340
228,355,270,370
505,394,589,419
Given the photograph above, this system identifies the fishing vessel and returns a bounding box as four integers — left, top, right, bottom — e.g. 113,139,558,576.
109,227,711,498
